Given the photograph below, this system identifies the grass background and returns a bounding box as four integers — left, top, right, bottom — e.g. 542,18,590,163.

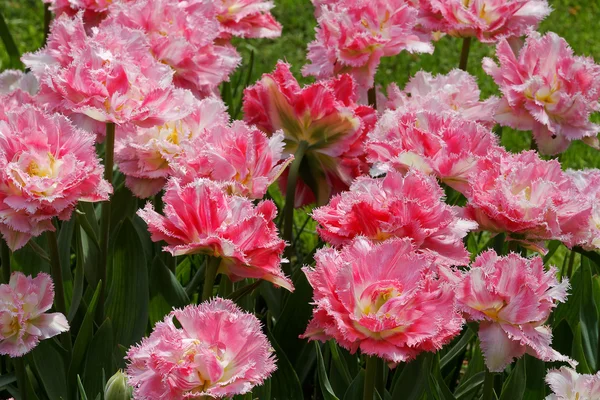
1,0,599,168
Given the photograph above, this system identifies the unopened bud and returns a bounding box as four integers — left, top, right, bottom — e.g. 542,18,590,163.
104,370,132,400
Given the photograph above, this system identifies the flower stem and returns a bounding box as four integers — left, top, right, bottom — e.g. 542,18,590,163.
368,87,377,109
201,257,220,302
283,141,309,256
566,250,576,278
97,122,115,323
46,229,72,353
14,357,28,400
459,37,472,71
482,369,495,400
363,355,378,400
1,239,10,284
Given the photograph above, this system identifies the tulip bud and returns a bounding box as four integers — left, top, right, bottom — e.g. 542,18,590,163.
104,370,132,400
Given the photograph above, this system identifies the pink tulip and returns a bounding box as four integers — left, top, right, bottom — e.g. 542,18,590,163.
419,0,551,43
0,272,69,357
23,14,193,128
483,31,600,154
565,169,600,251
384,69,499,127
172,121,294,199
42,0,114,27
115,97,229,198
302,237,464,364
0,70,39,96
313,170,477,266
456,251,571,372
465,151,591,253
186,0,282,39
0,105,111,250
545,367,600,400
107,0,241,97
303,0,433,89
138,178,292,291
243,61,376,206
367,110,504,194
126,298,276,399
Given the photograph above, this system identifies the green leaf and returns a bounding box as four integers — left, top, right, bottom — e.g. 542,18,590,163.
77,375,89,400
76,202,100,248
343,369,365,400
0,373,16,388
328,340,353,386
83,319,115,399
572,323,592,374
69,281,102,393
263,330,303,400
31,340,68,400
499,358,525,400
440,328,475,369
522,355,546,400
149,256,190,308
454,371,484,400
315,342,340,400
69,227,87,321
0,11,20,68
579,257,599,371
542,240,562,264
293,341,317,385
391,353,432,400
105,218,149,350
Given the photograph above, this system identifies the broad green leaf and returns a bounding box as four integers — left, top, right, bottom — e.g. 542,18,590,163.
106,218,149,350
522,355,546,400
328,340,352,386
315,342,340,400
343,369,365,400
149,256,190,308
499,358,525,400
391,353,433,400
572,323,592,374
31,339,68,400
69,281,102,391
0,373,16,388
69,227,87,321
454,371,484,400
440,328,475,369
263,330,303,400
293,341,317,385
83,319,115,399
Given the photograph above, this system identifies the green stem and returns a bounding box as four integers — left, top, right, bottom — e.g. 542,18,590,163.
283,141,309,255
201,257,220,302
221,275,234,297
186,258,206,298
14,357,28,400
482,369,495,400
97,122,115,323
374,357,385,397
459,37,472,71
1,239,10,284
368,87,377,109
566,250,576,278
363,355,378,400
46,229,72,353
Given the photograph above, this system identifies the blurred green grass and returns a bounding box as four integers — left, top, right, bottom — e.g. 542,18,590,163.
1,0,599,168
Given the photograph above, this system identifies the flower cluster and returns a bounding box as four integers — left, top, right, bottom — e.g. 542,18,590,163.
484,31,600,154
312,170,476,265
0,272,69,357
138,178,292,291
0,105,110,250
126,298,276,399
302,238,464,364
456,251,571,371
304,0,433,90
244,61,376,206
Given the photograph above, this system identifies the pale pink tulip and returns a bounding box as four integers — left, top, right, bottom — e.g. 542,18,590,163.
545,367,600,400
313,170,476,266
172,122,293,199
303,0,433,89
107,0,241,97
0,272,69,357
565,169,600,250
126,298,276,399
138,178,292,291
483,31,600,154
23,15,193,128
0,105,111,250
367,110,504,194
419,0,551,43
456,251,571,372
385,70,499,127
302,237,464,364
115,97,229,198
0,70,39,96
185,0,282,39
243,61,376,205
465,151,591,253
